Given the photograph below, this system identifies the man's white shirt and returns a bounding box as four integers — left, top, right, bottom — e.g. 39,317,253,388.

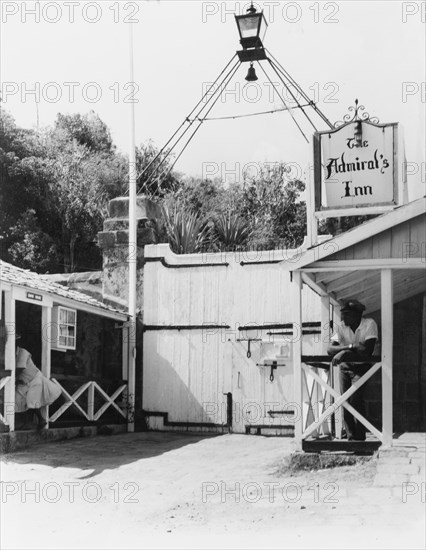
331,317,379,346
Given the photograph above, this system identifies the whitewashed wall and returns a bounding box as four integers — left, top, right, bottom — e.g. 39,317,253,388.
143,244,323,433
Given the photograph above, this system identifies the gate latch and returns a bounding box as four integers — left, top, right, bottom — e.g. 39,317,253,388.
256,359,287,382
269,363,277,382
236,338,262,359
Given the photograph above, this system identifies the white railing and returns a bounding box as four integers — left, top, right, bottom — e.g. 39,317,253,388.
302,365,334,438
0,375,12,424
301,358,383,441
49,379,127,424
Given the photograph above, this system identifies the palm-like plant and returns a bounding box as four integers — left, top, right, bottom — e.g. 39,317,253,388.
213,213,253,250
162,205,213,254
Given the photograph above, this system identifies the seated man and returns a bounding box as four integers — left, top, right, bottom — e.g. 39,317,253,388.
327,299,378,441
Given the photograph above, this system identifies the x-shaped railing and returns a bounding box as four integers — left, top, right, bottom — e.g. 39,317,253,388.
49,379,127,423
301,356,383,441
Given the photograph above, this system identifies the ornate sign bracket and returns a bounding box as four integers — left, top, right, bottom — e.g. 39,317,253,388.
334,99,380,128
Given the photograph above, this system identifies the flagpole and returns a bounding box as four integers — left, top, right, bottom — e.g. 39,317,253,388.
128,21,137,432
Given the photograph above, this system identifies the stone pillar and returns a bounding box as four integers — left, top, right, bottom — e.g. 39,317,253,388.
98,196,162,313
98,196,163,429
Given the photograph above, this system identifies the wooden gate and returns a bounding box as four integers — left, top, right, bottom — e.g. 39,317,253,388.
142,244,323,434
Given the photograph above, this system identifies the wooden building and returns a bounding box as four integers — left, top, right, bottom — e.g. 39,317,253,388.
287,196,426,449
0,261,130,432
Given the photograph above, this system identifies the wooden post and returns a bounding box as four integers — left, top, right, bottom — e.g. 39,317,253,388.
122,326,129,381
127,330,136,432
320,296,331,354
332,304,343,438
306,162,318,248
123,324,134,432
381,269,393,446
88,382,95,421
320,295,331,435
4,292,15,431
293,270,303,449
41,306,52,428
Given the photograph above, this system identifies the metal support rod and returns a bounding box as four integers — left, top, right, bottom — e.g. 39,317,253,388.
265,48,334,129
153,60,242,188
255,60,309,143
150,58,241,183
135,54,238,182
267,58,319,133
128,22,137,433
142,58,241,191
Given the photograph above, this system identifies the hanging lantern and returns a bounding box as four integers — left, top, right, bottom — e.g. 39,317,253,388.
354,121,363,147
235,3,268,50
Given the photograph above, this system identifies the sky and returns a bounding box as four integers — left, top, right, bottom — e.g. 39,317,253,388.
1,0,425,199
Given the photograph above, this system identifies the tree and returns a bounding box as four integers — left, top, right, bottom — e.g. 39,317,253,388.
0,108,182,272
0,109,127,272
135,140,178,197
0,108,55,266
238,163,306,249
54,111,115,154
7,209,58,272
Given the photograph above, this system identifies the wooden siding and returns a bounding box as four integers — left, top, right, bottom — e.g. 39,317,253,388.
326,214,425,262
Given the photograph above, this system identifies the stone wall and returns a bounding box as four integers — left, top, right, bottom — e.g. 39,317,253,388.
97,196,163,426
98,196,162,313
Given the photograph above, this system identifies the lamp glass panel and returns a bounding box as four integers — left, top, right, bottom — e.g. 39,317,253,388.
239,15,260,38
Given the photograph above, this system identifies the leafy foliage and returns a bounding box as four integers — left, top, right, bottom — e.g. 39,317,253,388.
213,213,253,250
1,107,309,269
162,205,213,254
135,140,179,198
7,209,58,272
0,109,166,272
54,111,115,154
161,164,307,253
237,163,307,250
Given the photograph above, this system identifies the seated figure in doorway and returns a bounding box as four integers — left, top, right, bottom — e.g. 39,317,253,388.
327,299,378,441
15,334,61,430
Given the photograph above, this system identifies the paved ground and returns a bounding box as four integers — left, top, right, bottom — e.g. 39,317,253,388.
1,432,425,549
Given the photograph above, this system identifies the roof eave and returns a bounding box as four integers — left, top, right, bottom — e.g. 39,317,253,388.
284,196,426,271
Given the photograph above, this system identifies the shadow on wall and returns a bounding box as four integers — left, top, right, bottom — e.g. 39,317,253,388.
143,331,230,430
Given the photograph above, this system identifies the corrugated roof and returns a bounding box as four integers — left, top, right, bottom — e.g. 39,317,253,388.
0,260,127,317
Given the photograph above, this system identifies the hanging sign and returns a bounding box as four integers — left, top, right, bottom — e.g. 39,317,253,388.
314,102,399,213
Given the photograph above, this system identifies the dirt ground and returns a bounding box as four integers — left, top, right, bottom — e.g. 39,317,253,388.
1,432,425,549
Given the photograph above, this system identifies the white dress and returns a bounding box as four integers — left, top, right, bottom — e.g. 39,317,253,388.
15,347,61,412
